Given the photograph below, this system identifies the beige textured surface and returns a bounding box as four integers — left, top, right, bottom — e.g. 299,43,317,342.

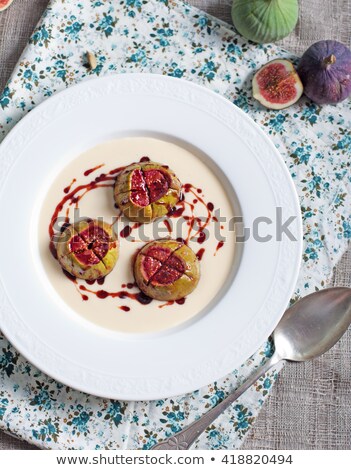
0,0,350,450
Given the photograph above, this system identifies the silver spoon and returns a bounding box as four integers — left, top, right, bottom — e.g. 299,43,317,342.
152,287,351,450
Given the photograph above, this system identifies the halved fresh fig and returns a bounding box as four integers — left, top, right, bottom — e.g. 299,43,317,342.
0,0,15,12
134,239,200,301
114,162,181,223
252,59,303,110
56,219,119,280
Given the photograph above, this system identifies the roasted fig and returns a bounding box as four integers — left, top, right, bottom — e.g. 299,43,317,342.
56,219,119,280
134,239,200,301
114,162,181,223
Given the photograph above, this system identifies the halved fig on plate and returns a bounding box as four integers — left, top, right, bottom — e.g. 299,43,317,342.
56,219,119,280
114,162,181,223
134,239,200,301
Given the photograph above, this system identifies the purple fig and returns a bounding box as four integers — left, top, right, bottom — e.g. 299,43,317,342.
297,40,351,104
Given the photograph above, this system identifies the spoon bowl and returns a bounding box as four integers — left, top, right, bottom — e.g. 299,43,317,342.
274,287,351,362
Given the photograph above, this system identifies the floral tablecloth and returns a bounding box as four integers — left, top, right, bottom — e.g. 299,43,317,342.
0,0,350,450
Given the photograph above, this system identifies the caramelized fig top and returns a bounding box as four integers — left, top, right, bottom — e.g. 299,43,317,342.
134,239,200,301
56,219,119,281
114,161,181,223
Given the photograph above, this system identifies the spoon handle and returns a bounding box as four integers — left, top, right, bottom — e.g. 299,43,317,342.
152,353,282,450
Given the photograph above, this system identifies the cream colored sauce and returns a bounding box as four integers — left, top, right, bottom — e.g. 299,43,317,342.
38,137,236,334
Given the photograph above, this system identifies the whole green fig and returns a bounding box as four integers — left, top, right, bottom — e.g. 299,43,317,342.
231,0,298,44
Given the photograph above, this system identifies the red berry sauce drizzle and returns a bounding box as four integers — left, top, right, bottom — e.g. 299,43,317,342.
119,223,141,240
49,156,225,308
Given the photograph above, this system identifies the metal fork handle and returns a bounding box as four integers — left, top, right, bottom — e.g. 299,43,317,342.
152,353,282,450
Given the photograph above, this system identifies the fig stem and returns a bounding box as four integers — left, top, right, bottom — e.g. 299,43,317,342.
323,54,336,67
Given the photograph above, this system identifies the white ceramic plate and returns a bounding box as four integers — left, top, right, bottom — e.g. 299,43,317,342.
0,74,302,400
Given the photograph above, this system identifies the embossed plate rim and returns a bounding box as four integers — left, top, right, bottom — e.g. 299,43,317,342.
0,74,302,399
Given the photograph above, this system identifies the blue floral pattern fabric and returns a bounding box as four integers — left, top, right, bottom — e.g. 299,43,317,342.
0,0,350,450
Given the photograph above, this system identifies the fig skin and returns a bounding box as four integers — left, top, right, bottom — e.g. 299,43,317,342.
297,40,351,104
56,219,119,280
134,239,200,301
252,59,303,110
114,162,181,224
231,0,298,44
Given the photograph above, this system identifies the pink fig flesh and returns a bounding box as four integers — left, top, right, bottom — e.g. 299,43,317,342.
69,225,110,264
56,220,119,280
142,247,186,285
129,168,170,207
69,234,102,266
152,265,183,285
134,240,200,301
252,59,303,110
144,169,170,202
114,162,181,223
